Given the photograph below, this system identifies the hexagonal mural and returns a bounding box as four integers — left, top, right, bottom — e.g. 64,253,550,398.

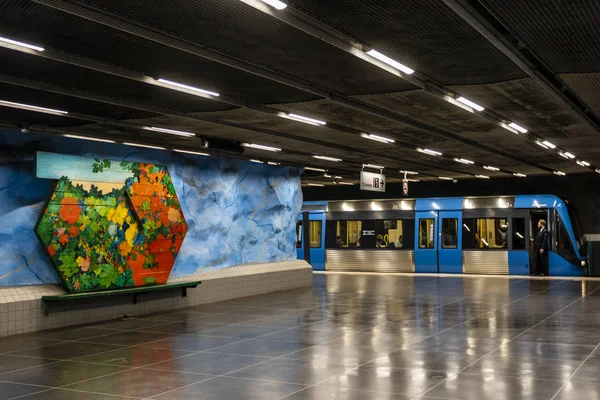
34,155,187,293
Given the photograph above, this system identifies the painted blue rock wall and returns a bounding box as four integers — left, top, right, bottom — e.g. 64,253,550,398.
0,129,302,286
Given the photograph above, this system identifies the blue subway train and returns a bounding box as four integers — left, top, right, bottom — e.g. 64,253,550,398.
296,195,587,276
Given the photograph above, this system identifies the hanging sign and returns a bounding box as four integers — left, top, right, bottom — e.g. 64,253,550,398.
402,181,409,196
360,171,386,192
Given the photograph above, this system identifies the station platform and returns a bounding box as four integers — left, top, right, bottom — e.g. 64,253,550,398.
0,273,599,399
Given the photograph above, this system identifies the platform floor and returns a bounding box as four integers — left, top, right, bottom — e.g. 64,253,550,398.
2,274,600,399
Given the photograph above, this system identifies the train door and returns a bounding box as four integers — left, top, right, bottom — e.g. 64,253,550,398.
415,211,438,272
438,211,462,273
529,209,549,275
296,212,326,271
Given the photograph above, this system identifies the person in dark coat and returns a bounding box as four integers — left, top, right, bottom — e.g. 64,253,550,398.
532,219,549,276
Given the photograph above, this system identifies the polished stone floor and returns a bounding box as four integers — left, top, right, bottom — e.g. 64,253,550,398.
2,274,600,399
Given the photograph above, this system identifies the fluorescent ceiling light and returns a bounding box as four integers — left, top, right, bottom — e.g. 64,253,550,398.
513,173,527,178
535,140,549,149
174,149,210,156
0,99,68,115
475,175,490,179
508,123,528,134
334,176,343,179
559,151,575,159
123,142,166,150
577,160,590,167
483,165,499,171
242,143,281,152
365,49,414,75
250,159,263,163
363,164,384,169
305,167,327,172
554,171,566,176
542,140,556,149
337,182,354,185
258,0,287,9
323,174,332,178
267,161,280,165
0,36,44,51
400,170,418,175
157,78,219,97
406,179,420,182
144,126,195,137
454,158,474,165
308,183,324,187
463,224,471,232
313,155,342,162
516,232,524,239
456,97,484,111
417,148,442,156
439,176,453,180
286,113,326,126
596,169,600,174
360,133,395,143
63,134,115,143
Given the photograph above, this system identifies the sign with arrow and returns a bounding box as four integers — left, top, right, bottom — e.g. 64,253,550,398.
360,171,386,192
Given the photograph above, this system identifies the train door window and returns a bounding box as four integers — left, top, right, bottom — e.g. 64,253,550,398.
555,213,577,263
418,219,435,249
462,218,475,249
309,220,322,248
335,220,362,248
475,218,508,249
442,218,458,249
512,218,526,250
296,221,302,248
375,220,403,248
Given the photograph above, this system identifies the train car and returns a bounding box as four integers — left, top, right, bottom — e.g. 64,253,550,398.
297,195,587,276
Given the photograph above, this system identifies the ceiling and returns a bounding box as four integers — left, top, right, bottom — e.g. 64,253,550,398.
1,0,600,186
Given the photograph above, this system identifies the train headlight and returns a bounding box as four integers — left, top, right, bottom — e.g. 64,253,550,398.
581,260,587,267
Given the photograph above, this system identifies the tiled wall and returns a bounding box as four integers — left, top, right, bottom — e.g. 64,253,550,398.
0,260,312,337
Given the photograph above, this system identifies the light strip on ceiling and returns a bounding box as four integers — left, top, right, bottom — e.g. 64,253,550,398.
286,113,327,126
323,174,332,178
483,165,499,171
535,140,549,149
360,133,395,143
577,160,590,167
513,173,527,178
308,183,324,187
508,123,528,133
313,155,342,162
258,0,287,10
304,167,327,172
417,148,442,156
363,164,384,169
242,143,282,152
475,175,490,179
559,151,575,159
144,126,195,137
0,36,44,51
365,50,414,75
157,78,219,97
267,161,280,165
454,158,474,165
439,176,453,180
456,97,484,111
542,140,556,149
250,159,263,163
596,169,600,174
123,142,166,150
174,149,210,156
0,99,68,115
63,134,115,143
554,171,566,176
337,182,354,185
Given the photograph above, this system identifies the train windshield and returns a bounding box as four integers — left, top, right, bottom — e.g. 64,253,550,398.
567,205,587,255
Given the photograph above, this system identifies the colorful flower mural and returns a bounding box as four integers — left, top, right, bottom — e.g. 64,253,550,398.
34,158,187,293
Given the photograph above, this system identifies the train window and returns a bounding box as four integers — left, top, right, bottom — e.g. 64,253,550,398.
462,218,475,249
512,218,526,250
555,214,577,263
442,219,458,249
375,220,404,248
418,219,435,249
332,220,362,248
475,218,508,249
309,220,322,248
296,221,302,248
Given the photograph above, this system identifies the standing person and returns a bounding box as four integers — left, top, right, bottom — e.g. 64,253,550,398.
532,219,549,276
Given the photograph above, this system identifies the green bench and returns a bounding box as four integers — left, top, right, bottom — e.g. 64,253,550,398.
41,281,201,316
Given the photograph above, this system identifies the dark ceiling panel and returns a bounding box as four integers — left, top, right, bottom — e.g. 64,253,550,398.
477,0,600,73
448,79,598,139
0,108,89,128
72,0,418,95
560,73,600,122
288,0,527,85
0,82,157,122
0,0,318,105
0,49,238,114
